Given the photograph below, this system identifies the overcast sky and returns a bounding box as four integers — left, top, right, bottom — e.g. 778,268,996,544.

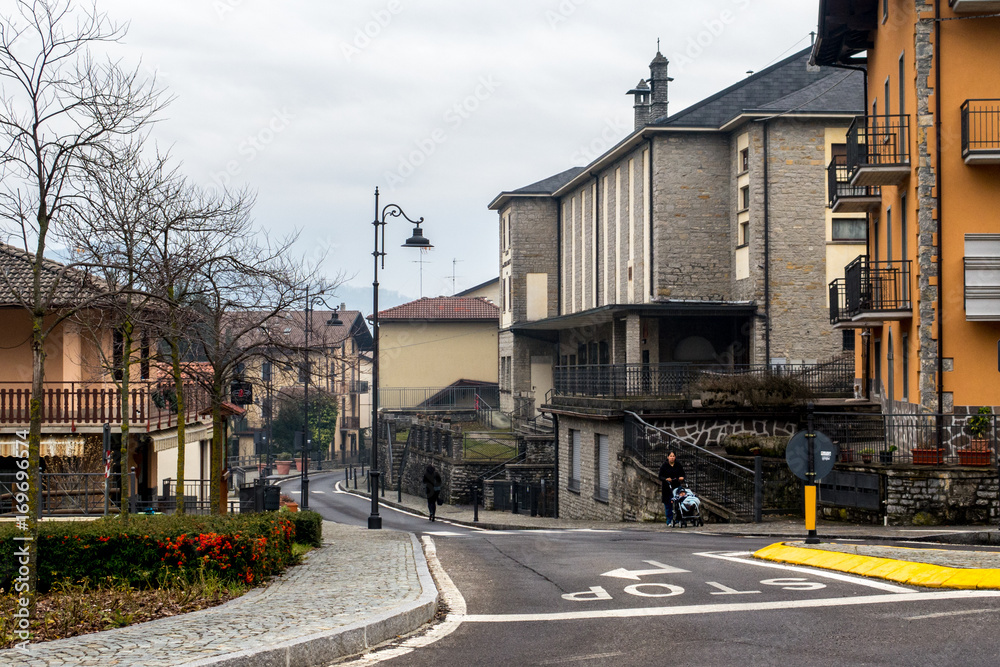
95,0,820,311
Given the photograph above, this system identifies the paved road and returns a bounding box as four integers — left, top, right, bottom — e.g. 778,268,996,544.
291,474,1000,666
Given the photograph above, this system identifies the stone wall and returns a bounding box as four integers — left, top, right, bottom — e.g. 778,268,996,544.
820,464,999,526
648,414,799,448
558,414,625,520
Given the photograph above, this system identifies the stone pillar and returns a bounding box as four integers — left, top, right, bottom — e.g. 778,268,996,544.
625,312,642,364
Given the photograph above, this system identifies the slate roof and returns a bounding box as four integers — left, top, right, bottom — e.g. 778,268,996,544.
374,296,499,321
0,242,105,308
509,167,588,195
273,310,373,350
652,47,863,128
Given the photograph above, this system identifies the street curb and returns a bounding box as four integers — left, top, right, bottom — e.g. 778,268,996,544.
753,542,1000,590
187,533,438,667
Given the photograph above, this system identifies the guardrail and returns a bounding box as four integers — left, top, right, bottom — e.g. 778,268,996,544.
378,385,499,411
961,99,1000,159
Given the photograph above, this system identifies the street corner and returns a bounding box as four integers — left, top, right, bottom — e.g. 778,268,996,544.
752,541,1000,590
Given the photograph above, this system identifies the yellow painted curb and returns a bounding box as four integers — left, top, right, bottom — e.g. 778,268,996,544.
752,542,1000,590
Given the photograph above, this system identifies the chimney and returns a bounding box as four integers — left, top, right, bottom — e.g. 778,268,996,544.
627,78,651,130
648,51,673,122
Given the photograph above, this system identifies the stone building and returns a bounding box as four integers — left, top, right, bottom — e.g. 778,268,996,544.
488,48,867,520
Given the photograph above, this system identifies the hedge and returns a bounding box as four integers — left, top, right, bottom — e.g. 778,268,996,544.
0,513,296,592
285,510,323,548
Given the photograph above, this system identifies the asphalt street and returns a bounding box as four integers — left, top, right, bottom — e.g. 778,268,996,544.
286,473,1000,666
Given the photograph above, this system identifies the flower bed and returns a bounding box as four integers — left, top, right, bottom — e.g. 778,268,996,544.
0,513,297,592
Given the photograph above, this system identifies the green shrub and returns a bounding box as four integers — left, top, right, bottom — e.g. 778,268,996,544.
695,373,813,407
285,510,323,547
0,513,296,593
722,434,789,458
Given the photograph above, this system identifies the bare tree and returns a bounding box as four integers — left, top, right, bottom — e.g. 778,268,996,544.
0,0,165,611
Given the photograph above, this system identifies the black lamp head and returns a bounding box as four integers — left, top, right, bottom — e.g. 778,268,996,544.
402,224,432,249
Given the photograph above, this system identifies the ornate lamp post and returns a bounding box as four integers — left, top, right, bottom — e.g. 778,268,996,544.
369,187,431,529
301,286,342,509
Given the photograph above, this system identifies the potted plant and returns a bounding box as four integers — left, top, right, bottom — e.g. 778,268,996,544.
879,445,896,465
275,452,293,475
959,406,993,466
912,431,944,465
860,448,874,464
279,493,298,512
839,446,855,463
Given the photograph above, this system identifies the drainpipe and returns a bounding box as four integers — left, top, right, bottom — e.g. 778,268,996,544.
647,137,655,301
935,0,944,416
552,412,559,518
591,172,601,306
556,199,563,316
762,120,771,366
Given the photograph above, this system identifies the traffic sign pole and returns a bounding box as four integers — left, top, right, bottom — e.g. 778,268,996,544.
805,402,819,544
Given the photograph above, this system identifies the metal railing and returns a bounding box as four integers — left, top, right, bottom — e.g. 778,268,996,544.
843,255,911,317
463,434,519,462
961,99,1000,158
846,114,910,173
379,385,500,411
491,480,555,517
625,412,758,522
814,412,998,467
0,472,130,516
341,415,361,429
0,381,210,429
827,156,881,208
554,359,853,399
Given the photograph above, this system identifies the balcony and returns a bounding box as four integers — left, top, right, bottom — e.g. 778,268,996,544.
827,156,880,213
341,416,361,430
833,256,912,325
950,1,1000,12
961,99,1000,165
846,115,911,186
0,381,210,431
554,361,854,399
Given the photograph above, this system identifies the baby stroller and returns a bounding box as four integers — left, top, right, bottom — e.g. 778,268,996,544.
671,487,703,527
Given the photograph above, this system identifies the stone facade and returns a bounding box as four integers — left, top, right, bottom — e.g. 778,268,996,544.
558,414,625,521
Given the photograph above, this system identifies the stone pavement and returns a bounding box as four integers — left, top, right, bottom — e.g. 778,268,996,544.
0,521,437,667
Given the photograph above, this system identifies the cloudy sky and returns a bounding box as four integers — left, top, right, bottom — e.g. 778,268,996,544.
93,0,820,311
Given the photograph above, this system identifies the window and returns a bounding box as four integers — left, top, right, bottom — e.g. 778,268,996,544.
298,360,311,384
595,434,609,502
833,218,866,242
831,143,847,163
843,330,855,352
739,148,749,173
262,361,272,383
901,193,908,301
739,220,750,247
739,185,750,212
569,430,581,493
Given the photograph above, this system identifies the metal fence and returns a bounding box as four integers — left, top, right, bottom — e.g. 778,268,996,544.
813,412,997,467
961,99,1000,158
0,472,129,516
624,412,758,522
843,256,911,316
491,480,555,517
847,114,910,170
378,385,500,411
555,359,853,399
827,156,881,209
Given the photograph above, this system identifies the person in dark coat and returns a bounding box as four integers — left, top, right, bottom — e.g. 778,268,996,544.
657,451,685,526
422,465,443,522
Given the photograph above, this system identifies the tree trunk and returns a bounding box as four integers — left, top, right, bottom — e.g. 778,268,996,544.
170,337,187,514
120,321,132,516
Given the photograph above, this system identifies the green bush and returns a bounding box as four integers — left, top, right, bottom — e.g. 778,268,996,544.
0,513,296,593
695,373,813,407
285,510,323,547
722,434,789,458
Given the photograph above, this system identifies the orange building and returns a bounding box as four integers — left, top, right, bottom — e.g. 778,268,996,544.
815,1,1000,426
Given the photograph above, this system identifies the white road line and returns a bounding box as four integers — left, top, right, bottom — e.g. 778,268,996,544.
462,590,1000,623
693,551,914,593
311,490,325,494
906,608,1000,621
333,482,490,532
537,651,626,664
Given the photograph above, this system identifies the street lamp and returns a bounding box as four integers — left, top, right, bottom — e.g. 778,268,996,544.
369,186,431,529
301,286,343,509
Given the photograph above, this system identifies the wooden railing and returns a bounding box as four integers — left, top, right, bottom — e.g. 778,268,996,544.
0,381,210,429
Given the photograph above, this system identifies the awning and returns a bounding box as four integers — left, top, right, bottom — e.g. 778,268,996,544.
511,301,757,333
0,435,85,458
152,423,214,453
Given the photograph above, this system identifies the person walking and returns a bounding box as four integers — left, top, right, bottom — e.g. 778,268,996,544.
422,465,443,522
657,451,685,526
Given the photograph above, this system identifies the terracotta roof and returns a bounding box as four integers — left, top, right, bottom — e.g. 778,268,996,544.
0,242,106,308
374,296,499,321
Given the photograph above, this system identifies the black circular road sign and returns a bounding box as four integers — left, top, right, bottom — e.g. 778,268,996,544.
785,430,838,482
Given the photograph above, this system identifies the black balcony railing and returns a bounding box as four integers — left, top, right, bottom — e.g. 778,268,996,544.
554,359,853,399
961,99,1000,162
829,279,850,325
842,255,911,319
847,114,910,170
827,156,881,210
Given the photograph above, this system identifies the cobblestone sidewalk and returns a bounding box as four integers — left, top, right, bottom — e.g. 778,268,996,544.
0,522,437,667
